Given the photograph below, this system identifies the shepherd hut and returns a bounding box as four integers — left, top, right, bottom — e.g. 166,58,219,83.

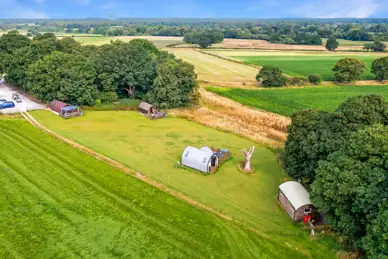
138,101,167,119
48,99,82,119
278,181,316,221
182,146,219,173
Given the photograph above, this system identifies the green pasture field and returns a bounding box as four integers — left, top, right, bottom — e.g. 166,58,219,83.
30,110,340,258
235,54,376,81
322,38,388,46
207,85,388,116
0,117,309,258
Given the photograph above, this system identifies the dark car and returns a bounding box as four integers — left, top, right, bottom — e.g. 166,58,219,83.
15,97,22,103
12,93,20,100
0,101,15,109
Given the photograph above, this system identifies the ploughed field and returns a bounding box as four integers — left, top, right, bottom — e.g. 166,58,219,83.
207,85,388,116
0,117,306,258
30,110,340,258
234,54,376,81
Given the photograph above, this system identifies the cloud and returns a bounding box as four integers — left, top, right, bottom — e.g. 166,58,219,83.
0,0,49,18
293,0,380,18
248,0,381,18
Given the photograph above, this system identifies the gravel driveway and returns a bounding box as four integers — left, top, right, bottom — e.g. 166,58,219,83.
0,80,45,114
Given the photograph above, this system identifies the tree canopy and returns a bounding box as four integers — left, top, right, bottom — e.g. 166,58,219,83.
372,56,388,81
332,58,365,82
311,124,388,256
184,31,224,48
325,36,339,51
256,66,287,87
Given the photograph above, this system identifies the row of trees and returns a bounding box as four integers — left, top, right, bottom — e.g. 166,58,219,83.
284,95,388,257
5,19,388,46
0,31,198,108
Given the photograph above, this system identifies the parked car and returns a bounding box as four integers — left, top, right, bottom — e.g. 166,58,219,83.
0,99,6,104
12,93,20,100
0,101,15,109
16,98,22,103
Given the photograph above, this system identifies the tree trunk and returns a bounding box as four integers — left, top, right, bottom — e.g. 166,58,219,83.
124,86,135,97
242,146,255,171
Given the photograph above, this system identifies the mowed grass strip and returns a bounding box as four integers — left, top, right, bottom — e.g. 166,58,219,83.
207,85,388,116
235,55,376,81
31,110,340,258
0,118,304,258
167,48,258,84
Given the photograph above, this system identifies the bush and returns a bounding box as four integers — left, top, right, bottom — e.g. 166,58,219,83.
371,56,388,81
287,76,308,86
332,58,365,82
256,66,287,87
308,74,322,85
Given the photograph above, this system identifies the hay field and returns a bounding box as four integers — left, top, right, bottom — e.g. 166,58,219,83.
72,35,183,47
167,48,258,85
0,117,303,258
210,38,364,51
31,110,340,258
207,85,388,116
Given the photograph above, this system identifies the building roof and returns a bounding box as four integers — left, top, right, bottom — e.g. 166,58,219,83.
138,101,155,112
182,146,214,173
279,181,312,210
49,99,69,113
62,105,79,111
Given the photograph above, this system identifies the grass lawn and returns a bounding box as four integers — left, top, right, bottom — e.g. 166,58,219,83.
83,98,141,111
0,117,310,258
30,110,340,258
235,55,376,81
207,85,388,116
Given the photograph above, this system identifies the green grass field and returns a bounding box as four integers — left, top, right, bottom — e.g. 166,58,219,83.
322,38,388,46
235,55,376,81
0,117,311,258
207,85,388,116
30,110,340,258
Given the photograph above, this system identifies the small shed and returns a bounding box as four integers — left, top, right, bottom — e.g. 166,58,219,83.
182,146,219,173
138,101,167,119
278,181,316,221
48,99,82,119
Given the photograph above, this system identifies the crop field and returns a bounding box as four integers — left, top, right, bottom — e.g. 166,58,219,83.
167,48,258,85
322,38,388,46
72,35,183,47
0,117,312,258
233,54,376,81
207,85,388,116
31,110,339,258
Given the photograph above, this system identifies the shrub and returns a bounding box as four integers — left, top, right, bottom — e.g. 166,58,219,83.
308,74,322,85
287,76,308,86
256,66,287,87
332,58,365,82
371,56,388,81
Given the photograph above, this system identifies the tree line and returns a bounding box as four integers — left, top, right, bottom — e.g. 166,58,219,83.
0,31,198,108
4,18,388,46
284,95,388,258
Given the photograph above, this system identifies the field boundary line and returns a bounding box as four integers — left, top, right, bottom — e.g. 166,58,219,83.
196,49,262,70
20,111,275,239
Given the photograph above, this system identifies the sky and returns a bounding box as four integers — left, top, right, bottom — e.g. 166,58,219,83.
0,0,388,19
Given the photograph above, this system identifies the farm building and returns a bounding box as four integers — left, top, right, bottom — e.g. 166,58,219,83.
138,101,167,119
48,99,82,119
278,181,316,222
182,146,219,173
